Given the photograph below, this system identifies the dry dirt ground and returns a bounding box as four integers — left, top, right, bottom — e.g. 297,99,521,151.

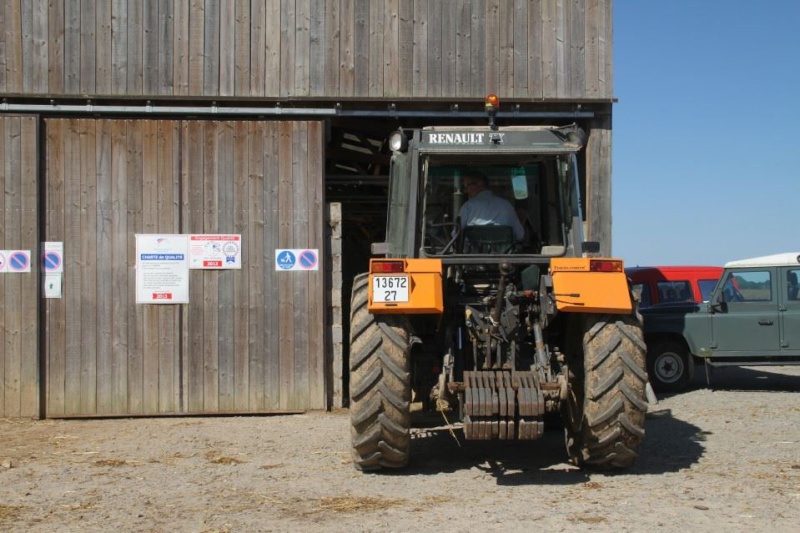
2,365,800,533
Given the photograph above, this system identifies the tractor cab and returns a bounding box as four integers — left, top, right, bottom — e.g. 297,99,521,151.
381,118,588,268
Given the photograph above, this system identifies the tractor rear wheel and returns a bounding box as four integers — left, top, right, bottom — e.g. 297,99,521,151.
349,273,412,471
564,314,648,469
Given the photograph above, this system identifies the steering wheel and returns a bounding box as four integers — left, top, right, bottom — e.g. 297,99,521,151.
426,221,460,254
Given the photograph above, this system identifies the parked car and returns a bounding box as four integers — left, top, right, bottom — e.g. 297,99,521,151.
639,253,800,392
626,265,723,309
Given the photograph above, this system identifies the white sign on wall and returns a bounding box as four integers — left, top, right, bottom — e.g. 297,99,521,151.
0,250,31,273
42,242,64,273
188,234,242,269
43,242,64,298
135,234,189,304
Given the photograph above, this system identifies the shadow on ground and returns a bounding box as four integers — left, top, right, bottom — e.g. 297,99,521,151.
667,364,800,394
386,406,705,485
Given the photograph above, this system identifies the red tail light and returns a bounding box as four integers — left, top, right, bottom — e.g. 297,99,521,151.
590,260,623,273
371,260,405,273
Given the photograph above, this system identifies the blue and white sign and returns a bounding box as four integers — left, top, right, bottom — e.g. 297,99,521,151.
7,250,31,273
0,251,6,273
135,234,189,304
276,250,297,270
298,250,318,270
43,242,64,273
275,249,319,271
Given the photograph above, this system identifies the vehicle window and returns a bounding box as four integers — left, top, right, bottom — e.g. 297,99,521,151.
698,279,718,302
723,270,771,302
631,283,651,308
656,280,693,303
421,158,556,256
787,269,800,300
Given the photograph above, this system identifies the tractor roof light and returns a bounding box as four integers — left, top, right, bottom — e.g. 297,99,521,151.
485,94,500,131
485,93,500,111
388,129,408,152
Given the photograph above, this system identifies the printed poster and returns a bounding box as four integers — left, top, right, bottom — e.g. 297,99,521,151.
135,234,189,303
189,234,242,269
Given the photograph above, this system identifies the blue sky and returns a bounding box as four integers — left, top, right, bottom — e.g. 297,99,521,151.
612,1,800,267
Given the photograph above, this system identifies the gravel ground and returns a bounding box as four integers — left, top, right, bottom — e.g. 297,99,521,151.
1,365,799,533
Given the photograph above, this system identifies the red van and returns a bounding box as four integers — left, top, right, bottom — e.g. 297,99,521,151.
625,266,724,309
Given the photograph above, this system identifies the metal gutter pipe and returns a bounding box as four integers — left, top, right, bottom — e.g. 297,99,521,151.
0,101,594,119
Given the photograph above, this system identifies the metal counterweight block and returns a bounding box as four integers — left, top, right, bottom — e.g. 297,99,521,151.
463,370,544,440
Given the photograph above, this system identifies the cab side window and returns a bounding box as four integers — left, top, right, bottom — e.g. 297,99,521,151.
723,270,771,302
787,270,800,300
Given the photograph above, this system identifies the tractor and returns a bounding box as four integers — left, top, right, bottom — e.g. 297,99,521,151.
349,95,647,471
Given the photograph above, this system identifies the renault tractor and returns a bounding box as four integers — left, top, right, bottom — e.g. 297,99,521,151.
348,95,647,471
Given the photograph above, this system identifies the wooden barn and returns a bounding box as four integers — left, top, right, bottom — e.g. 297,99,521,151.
0,0,614,418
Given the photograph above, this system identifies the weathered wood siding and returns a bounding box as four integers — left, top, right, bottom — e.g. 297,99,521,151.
0,0,612,101
44,118,325,417
585,115,612,256
0,115,39,419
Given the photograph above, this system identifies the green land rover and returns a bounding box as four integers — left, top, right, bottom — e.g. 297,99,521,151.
641,252,800,392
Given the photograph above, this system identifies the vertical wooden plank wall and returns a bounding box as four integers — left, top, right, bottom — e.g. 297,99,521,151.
261,123,281,410
231,121,249,411
45,119,182,417
154,123,181,414
109,120,129,413
426,0,442,96
585,114,612,256
45,120,65,415
0,0,613,101
1,1,610,417
0,115,39,419
276,123,295,407
43,118,325,416
181,120,326,413
183,121,204,413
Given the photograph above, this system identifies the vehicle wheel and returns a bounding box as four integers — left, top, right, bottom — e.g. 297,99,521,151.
564,314,648,469
349,273,412,471
647,341,691,393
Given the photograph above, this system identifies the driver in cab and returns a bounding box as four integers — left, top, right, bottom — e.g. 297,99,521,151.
459,172,525,240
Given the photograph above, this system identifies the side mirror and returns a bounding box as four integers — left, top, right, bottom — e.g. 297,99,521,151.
710,291,725,312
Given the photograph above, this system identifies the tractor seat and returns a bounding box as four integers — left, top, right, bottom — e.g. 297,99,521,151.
463,225,515,254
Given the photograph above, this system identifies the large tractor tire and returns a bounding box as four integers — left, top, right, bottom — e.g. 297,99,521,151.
564,314,648,469
349,273,412,471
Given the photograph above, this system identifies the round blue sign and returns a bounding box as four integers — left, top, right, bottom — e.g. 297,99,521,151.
277,251,296,270
299,250,318,270
9,251,30,271
44,251,62,271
